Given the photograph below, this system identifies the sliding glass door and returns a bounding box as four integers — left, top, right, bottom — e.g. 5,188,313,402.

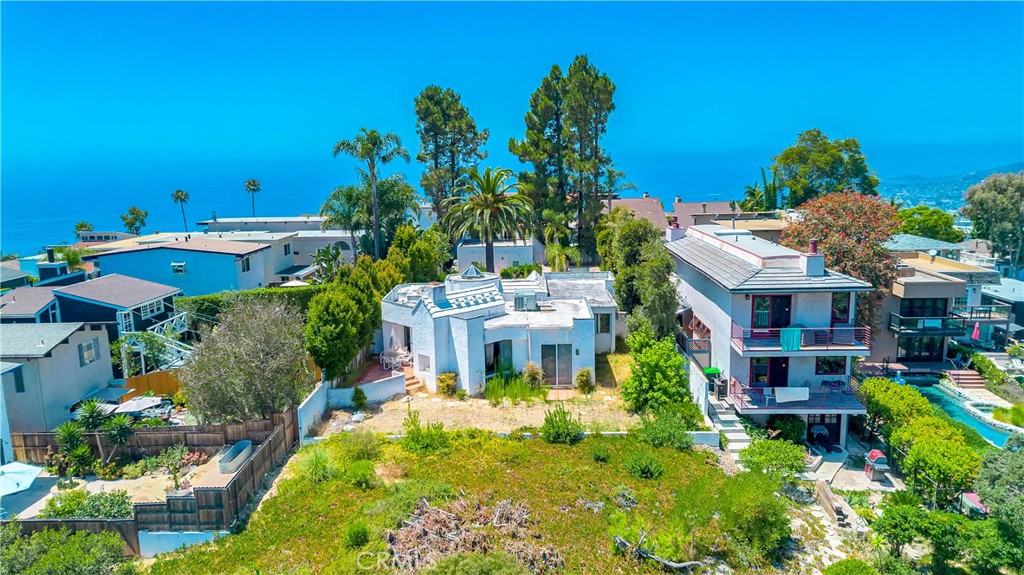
541,344,572,386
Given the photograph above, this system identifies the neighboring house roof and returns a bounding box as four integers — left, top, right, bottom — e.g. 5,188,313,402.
983,279,1024,303
0,267,32,284
422,285,504,318
196,216,325,225
959,238,995,256
666,236,872,293
606,197,668,230
0,287,56,318
457,238,533,247
884,234,964,253
485,299,592,330
276,264,318,278
545,274,616,307
89,239,269,258
670,201,737,228
0,322,85,358
1,361,22,375
54,274,181,309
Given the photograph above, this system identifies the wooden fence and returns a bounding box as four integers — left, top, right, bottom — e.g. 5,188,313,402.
122,370,181,400
2,518,141,556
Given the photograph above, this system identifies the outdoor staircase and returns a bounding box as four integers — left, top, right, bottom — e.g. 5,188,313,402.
404,368,425,395
709,397,750,455
945,369,987,390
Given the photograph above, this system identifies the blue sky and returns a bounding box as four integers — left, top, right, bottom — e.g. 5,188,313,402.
2,2,1023,253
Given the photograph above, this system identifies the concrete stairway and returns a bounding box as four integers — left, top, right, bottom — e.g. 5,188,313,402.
709,398,750,455
945,369,987,389
404,368,425,395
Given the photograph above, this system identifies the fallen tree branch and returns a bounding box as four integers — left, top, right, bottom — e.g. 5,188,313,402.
613,535,703,572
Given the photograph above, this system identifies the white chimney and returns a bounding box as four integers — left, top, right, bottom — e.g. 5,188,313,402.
799,239,825,276
665,216,685,242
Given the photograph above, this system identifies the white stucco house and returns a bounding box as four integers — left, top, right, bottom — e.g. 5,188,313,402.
381,267,617,393
455,239,538,273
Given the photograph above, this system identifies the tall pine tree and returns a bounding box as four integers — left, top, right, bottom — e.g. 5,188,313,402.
414,86,489,220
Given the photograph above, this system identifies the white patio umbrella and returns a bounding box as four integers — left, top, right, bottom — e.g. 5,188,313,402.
0,462,43,497
114,396,163,414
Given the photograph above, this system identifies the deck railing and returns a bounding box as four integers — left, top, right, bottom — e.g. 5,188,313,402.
888,313,966,335
728,376,864,412
730,321,871,352
950,304,1012,322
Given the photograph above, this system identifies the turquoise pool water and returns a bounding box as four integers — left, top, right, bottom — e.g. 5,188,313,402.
912,385,1010,448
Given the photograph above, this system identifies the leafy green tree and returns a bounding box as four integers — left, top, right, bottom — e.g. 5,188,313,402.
889,415,963,453
179,299,313,423
508,64,570,237
926,511,969,574
961,172,1024,269
545,242,581,272
965,519,1024,575
974,432,1024,532
406,225,451,282
73,221,93,237
739,439,807,483
74,399,109,464
896,205,963,243
902,436,982,504
171,189,190,232
319,184,364,263
823,558,878,575
1,523,133,575
635,242,677,338
111,331,171,377
621,323,690,413
311,243,347,284
333,128,411,259
120,205,148,235
305,287,362,381
244,178,260,217
781,192,899,327
771,128,879,207
442,167,533,272
873,504,927,556
103,413,135,464
564,55,616,261
54,246,91,271
414,85,489,220
858,377,934,438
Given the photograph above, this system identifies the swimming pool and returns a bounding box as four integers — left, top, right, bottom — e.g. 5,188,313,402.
912,385,1011,448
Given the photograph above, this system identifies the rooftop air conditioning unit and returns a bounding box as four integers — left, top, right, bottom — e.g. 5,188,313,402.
513,291,538,311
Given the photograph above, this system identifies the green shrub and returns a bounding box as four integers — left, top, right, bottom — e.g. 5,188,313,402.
521,361,544,388
1008,344,1024,359
437,372,458,397
344,522,369,549
38,489,133,519
575,368,594,395
425,552,529,575
590,442,610,463
823,558,878,575
767,414,806,443
171,389,188,408
339,430,381,462
1,523,135,575
718,472,791,557
345,460,376,489
624,450,664,479
351,387,367,411
485,374,546,406
540,404,584,445
176,284,328,323
92,461,121,481
298,447,339,483
402,410,451,454
739,440,807,483
633,402,702,451
620,329,690,413
120,461,145,480
65,444,95,476
498,263,542,279
993,405,1024,427
455,389,467,401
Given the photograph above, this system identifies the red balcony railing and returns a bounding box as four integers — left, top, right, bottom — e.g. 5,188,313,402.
728,376,865,413
730,321,871,353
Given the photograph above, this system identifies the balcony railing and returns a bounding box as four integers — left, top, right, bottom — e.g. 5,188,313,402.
950,304,1012,322
728,376,866,413
888,313,966,335
730,321,871,353
676,329,711,355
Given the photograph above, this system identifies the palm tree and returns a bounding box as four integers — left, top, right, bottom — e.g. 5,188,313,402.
244,179,261,217
171,189,190,232
55,246,90,271
545,242,582,272
75,399,108,464
319,184,363,263
103,414,135,464
442,167,533,273
541,209,571,246
603,166,639,212
333,129,410,259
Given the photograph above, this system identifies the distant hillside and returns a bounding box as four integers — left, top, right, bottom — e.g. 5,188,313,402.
879,162,1024,211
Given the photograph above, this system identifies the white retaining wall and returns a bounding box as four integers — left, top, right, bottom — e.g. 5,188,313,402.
328,374,406,408
297,381,329,442
138,530,227,558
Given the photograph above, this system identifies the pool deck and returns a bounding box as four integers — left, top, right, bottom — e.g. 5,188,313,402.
959,387,1013,408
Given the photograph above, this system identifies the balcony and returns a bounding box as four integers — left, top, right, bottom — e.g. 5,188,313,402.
950,304,1012,323
729,321,871,357
888,313,967,336
676,329,712,370
728,377,866,414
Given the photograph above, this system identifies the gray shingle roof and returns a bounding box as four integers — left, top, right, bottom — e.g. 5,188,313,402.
666,236,871,293
1,322,84,357
0,267,32,283
0,287,56,317
884,234,965,253
54,274,181,309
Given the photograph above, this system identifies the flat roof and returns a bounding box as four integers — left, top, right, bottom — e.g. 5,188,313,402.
197,216,325,225
897,252,1001,285
424,285,505,318
710,218,788,231
484,299,591,330
160,231,295,243
0,286,56,317
90,239,270,258
1,322,84,358
457,238,533,247
54,274,181,309
884,234,964,253
983,279,1024,303
690,225,798,258
545,275,616,308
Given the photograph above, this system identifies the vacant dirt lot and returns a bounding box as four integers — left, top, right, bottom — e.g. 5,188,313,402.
322,388,638,435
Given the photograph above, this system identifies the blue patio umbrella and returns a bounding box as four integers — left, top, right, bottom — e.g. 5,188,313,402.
0,462,43,497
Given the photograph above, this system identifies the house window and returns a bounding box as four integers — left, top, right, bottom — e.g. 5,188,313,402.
13,368,24,393
138,300,164,319
284,244,291,256
751,357,769,385
815,356,847,375
79,338,99,366
597,313,611,334
900,298,947,318
241,257,251,273
171,262,186,274
831,292,851,323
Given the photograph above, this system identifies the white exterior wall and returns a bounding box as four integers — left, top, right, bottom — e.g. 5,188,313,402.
450,316,488,393
456,243,535,272
592,305,617,353
292,237,356,266
0,369,13,463
674,260,736,415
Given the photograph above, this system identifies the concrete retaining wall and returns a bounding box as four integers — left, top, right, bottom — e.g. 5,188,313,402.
297,381,329,442
138,530,227,558
328,374,406,409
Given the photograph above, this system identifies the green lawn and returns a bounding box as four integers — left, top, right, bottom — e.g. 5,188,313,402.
148,431,767,575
